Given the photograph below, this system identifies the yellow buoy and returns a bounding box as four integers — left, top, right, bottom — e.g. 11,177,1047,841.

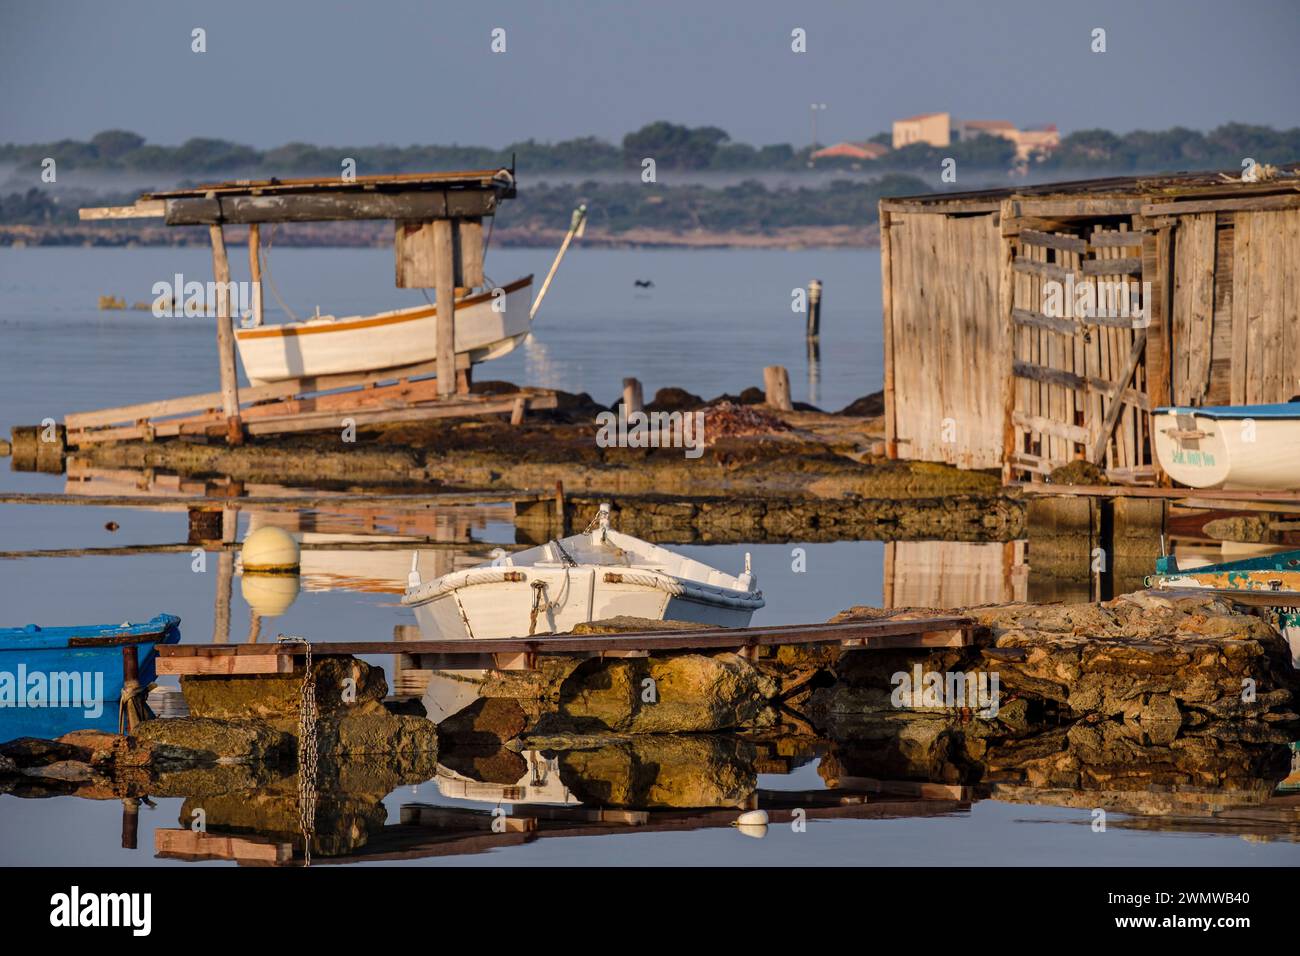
240,526,300,573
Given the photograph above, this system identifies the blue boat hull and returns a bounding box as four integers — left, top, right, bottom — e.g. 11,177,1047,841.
0,614,181,743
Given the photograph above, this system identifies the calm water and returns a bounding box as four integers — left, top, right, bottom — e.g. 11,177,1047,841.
1,247,1297,867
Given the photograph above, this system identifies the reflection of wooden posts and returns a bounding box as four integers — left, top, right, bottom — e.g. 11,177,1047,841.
247,608,262,644
121,798,139,850
554,481,568,535
763,365,792,411
208,223,244,445
433,220,458,397
247,223,263,328
213,549,233,644
622,377,644,414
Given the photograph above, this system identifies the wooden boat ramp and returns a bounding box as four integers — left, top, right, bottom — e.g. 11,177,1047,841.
155,615,976,676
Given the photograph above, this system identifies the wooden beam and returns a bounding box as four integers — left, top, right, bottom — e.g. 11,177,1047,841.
1141,193,1300,218
157,652,291,676
157,615,977,661
1019,229,1087,254
208,223,244,445
165,191,500,225
77,200,166,221
433,219,457,397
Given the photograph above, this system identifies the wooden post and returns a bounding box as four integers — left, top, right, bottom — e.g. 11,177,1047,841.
209,224,244,445
879,209,898,458
247,223,263,328
433,219,458,398
213,549,233,644
998,202,1018,484
622,377,644,414
764,365,792,411
807,279,822,339
510,395,527,425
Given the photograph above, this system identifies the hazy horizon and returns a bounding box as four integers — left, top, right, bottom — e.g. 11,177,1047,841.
1,0,1297,149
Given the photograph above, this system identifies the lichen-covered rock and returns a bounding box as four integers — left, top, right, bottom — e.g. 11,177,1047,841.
549,652,777,734
827,591,1300,726
181,657,388,719
269,712,437,758
133,717,294,766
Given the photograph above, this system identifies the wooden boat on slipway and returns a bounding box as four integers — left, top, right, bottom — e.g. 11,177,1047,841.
403,504,764,722
1152,403,1300,491
234,276,534,385
403,505,764,642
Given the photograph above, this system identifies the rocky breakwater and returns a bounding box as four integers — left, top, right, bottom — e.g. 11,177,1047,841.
811,590,1300,736
0,657,437,800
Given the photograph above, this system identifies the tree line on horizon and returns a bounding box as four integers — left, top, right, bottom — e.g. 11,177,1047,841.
2,121,1297,178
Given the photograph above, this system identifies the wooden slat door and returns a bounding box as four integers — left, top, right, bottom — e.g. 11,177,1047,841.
1006,223,1154,482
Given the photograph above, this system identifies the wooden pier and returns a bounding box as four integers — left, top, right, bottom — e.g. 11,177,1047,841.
156,615,976,675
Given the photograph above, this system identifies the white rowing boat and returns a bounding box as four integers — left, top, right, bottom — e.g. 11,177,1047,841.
401,504,765,641
1152,403,1300,490
233,275,533,385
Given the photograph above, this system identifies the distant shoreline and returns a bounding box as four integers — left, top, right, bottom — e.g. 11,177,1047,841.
0,223,882,251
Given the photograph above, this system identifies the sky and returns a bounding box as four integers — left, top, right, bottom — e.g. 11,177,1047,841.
0,0,1297,148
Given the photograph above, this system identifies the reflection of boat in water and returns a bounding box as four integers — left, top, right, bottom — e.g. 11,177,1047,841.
1150,548,1300,666
1152,403,1300,490
0,614,180,740
435,753,581,806
233,276,534,385
403,504,764,640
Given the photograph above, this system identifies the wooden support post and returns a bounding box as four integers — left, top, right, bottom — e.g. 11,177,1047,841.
213,549,233,644
247,223,263,328
622,377,644,414
510,395,527,425
763,365,793,411
209,223,244,445
807,279,822,339
433,219,458,397
880,209,898,458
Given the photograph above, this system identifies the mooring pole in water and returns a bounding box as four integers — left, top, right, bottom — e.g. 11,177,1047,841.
554,481,568,536
623,377,644,415
807,279,822,340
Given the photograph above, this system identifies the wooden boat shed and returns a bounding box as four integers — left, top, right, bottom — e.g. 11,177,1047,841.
79,168,517,444
878,165,1300,483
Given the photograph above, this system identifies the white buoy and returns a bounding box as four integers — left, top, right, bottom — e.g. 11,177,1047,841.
733,808,769,838
240,526,300,573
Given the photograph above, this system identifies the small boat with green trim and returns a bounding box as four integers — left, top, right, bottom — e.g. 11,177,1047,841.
1149,550,1300,667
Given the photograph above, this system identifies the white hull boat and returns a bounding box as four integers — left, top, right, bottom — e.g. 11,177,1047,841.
1152,403,1300,490
234,275,533,385
401,505,765,641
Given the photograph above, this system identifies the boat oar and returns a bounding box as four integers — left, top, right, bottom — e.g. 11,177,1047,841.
530,204,587,321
